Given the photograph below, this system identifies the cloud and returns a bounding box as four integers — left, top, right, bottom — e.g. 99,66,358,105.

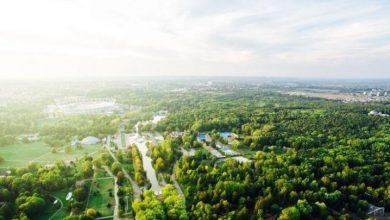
0,0,389,78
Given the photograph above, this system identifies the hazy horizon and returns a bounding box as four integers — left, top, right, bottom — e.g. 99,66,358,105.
1,0,389,79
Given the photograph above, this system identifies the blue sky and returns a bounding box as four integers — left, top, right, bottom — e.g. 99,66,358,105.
0,0,389,78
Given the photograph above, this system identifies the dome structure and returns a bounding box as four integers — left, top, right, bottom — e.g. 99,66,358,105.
80,136,100,145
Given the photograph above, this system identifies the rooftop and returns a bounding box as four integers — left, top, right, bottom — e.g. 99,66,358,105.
81,136,100,145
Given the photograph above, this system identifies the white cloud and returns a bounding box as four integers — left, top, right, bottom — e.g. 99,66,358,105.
0,0,389,78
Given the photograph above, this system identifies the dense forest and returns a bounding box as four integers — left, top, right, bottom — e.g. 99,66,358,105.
1,81,389,219
155,90,390,219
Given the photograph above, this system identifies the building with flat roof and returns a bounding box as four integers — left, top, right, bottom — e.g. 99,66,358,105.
197,132,212,143
80,136,100,145
219,131,238,144
368,110,389,117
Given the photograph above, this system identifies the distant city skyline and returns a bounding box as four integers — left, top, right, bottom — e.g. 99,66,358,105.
0,0,389,79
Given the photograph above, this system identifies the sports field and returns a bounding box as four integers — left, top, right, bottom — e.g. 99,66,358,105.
0,142,102,168
87,177,115,217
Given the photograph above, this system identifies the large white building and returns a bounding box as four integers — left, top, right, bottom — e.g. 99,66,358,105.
80,136,100,145
46,96,119,117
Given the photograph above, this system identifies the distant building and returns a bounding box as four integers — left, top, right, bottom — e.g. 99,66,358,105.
80,136,100,145
368,110,389,117
216,144,239,156
219,132,238,144
17,133,39,142
0,170,12,177
231,156,252,163
169,131,183,139
196,132,212,143
209,148,225,159
46,97,120,117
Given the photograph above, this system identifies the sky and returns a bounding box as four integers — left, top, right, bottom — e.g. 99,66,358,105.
0,0,389,79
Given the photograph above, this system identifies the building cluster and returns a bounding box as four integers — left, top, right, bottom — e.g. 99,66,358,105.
169,131,184,139
362,90,389,97
216,143,239,156
17,133,39,142
368,110,389,117
196,131,252,163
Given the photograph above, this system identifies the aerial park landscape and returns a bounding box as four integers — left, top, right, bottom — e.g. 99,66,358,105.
0,79,389,219
1,0,390,219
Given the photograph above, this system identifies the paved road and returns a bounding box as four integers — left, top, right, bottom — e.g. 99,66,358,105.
106,146,141,200
96,216,114,220
103,166,120,220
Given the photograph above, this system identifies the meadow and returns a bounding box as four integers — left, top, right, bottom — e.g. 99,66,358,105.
0,142,103,168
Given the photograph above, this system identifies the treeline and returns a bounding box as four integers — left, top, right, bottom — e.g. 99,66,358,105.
40,115,120,144
157,92,390,151
0,156,96,219
132,184,188,220
149,138,181,173
176,144,390,219
0,103,44,147
151,91,390,219
130,145,148,186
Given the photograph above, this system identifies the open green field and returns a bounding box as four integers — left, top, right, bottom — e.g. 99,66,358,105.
87,177,115,217
0,142,103,168
35,144,102,164
0,142,49,167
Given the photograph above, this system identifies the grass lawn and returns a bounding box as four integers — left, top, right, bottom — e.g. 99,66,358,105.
36,144,102,164
235,145,256,158
95,168,110,178
0,142,103,168
0,142,49,168
87,177,115,217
